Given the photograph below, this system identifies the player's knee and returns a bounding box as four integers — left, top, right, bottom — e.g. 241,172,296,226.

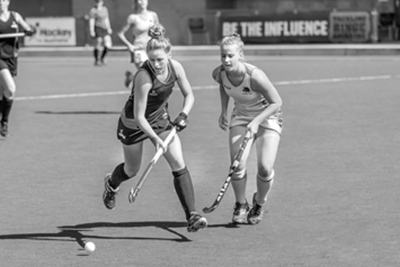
104,40,112,48
3,86,16,99
231,168,247,180
123,164,139,179
257,169,275,183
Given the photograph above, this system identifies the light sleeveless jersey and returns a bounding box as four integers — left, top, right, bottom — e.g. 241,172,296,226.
120,59,178,129
131,12,156,48
0,11,19,58
214,63,283,131
89,6,109,29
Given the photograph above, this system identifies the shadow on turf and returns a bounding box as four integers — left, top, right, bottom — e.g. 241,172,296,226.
35,111,120,115
0,221,238,252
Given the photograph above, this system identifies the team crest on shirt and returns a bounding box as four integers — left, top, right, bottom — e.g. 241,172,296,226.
149,90,158,96
242,87,252,95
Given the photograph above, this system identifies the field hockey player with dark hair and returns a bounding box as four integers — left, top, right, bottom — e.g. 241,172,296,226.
0,0,34,137
102,24,208,233
212,34,283,225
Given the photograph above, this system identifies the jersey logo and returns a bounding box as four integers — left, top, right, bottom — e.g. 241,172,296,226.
118,129,126,140
242,87,252,95
149,90,158,96
223,84,231,90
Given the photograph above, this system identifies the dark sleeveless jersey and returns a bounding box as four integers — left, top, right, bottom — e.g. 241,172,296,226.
120,60,178,129
0,12,19,58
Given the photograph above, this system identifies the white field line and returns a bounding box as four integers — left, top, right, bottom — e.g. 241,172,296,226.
14,74,399,101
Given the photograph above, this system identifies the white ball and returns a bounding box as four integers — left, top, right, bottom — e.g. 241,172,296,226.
84,241,96,252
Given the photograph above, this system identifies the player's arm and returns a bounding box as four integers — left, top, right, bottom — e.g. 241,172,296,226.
152,11,160,25
104,8,112,34
118,15,136,52
249,69,282,131
133,71,166,150
14,12,35,35
212,67,229,131
172,60,194,116
88,9,96,37
171,60,194,132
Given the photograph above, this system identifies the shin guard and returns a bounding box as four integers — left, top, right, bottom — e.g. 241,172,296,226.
110,163,130,189
173,167,196,220
1,97,13,124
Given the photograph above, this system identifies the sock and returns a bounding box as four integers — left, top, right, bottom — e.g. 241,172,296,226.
94,48,99,61
101,47,108,61
109,163,130,189
256,171,274,205
173,167,196,220
231,173,247,204
1,97,13,124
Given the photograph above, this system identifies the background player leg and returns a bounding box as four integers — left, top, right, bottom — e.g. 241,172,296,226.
0,69,16,137
100,35,112,65
93,37,103,66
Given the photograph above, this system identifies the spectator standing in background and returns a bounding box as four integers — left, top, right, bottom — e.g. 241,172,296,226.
0,0,35,137
89,0,113,66
118,0,160,87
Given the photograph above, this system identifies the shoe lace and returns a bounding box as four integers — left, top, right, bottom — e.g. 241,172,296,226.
252,204,263,216
105,183,117,198
233,202,248,215
188,213,201,224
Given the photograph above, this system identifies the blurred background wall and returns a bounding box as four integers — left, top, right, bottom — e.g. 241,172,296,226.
9,0,400,45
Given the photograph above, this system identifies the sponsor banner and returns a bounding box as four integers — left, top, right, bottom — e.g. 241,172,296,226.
329,12,371,43
219,12,330,43
25,17,76,46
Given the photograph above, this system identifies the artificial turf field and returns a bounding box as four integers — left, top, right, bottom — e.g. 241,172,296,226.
0,54,399,266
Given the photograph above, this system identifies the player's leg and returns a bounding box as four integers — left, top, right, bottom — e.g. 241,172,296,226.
247,128,280,225
103,142,143,210
162,131,207,232
93,36,103,66
100,35,112,65
0,67,16,137
124,50,148,88
229,126,253,224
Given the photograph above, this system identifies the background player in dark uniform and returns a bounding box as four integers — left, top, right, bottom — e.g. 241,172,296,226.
102,24,208,232
89,0,113,66
0,0,34,137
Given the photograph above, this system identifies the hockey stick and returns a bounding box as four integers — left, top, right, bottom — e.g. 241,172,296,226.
128,127,177,203
0,32,25,39
203,130,253,213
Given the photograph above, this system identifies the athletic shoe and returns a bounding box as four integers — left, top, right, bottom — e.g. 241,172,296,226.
124,71,134,88
0,122,9,137
103,174,119,210
187,212,208,232
247,193,266,225
232,201,250,224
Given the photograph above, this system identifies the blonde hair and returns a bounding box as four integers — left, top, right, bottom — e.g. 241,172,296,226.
220,33,244,55
146,24,171,54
